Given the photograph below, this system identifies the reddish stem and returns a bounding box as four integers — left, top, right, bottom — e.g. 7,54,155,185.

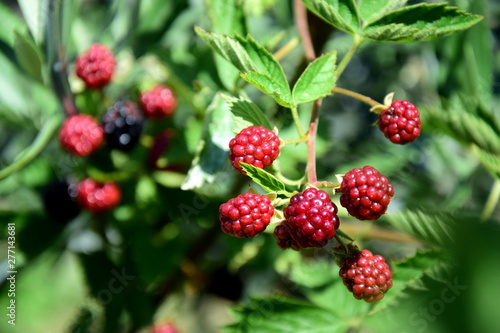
294,0,315,61
307,100,321,183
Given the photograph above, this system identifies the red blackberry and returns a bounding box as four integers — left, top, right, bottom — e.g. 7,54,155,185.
102,101,144,151
278,188,340,249
76,178,121,214
59,114,104,156
42,181,80,223
273,221,300,250
339,248,393,302
219,193,274,238
75,43,115,89
340,166,394,220
139,85,177,119
229,126,281,174
378,99,421,144
151,322,180,333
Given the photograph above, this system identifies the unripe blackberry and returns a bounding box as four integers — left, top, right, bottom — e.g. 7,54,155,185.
75,43,115,89
76,178,121,214
229,126,281,174
139,85,177,119
102,101,144,151
277,188,340,249
378,99,421,144
340,166,394,220
219,193,274,238
59,114,104,156
339,248,393,302
42,181,80,223
149,130,174,169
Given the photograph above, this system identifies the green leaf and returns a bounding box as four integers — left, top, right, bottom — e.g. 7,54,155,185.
13,31,44,83
240,72,293,107
301,0,360,34
181,93,236,192
0,3,27,46
473,145,500,180
358,0,407,24
386,210,457,248
239,162,286,194
292,50,336,104
17,0,46,44
235,34,290,95
195,26,256,73
221,94,273,131
370,249,452,314
206,0,247,90
362,3,483,42
224,298,349,333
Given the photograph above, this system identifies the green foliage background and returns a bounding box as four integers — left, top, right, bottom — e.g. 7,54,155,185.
0,0,499,332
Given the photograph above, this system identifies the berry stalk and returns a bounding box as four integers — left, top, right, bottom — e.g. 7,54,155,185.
331,87,381,107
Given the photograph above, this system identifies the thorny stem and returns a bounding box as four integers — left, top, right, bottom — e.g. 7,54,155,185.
331,87,381,107
336,37,364,79
273,37,300,61
294,0,316,61
481,178,500,222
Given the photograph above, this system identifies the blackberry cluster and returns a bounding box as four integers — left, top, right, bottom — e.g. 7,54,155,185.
59,114,104,156
275,188,340,249
340,166,394,220
339,248,393,302
219,192,274,238
75,43,115,89
378,99,421,144
102,101,144,151
229,126,281,174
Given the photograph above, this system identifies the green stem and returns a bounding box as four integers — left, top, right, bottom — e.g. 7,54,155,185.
291,106,307,138
283,137,309,145
331,87,381,107
481,178,500,222
336,37,364,79
0,115,62,180
273,37,300,61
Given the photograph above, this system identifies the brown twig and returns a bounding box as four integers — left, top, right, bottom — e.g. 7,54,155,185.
294,0,316,62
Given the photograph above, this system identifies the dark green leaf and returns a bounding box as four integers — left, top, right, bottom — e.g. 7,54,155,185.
239,162,286,193
292,50,336,104
362,3,483,42
302,0,360,34
473,145,500,180
13,31,44,83
224,298,349,333
221,94,273,131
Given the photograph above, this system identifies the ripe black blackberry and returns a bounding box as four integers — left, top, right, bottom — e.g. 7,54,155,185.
102,101,144,151
42,181,80,223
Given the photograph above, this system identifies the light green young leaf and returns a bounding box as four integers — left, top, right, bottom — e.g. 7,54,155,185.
14,31,44,83
17,0,46,44
221,94,273,131
292,50,336,105
239,162,286,194
362,3,483,42
195,26,256,73
224,297,349,333
240,72,293,108
385,210,456,248
302,0,360,34
358,0,407,24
